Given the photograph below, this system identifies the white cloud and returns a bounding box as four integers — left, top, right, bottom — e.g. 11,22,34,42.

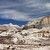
45,3,50,9
23,0,50,10
23,0,44,8
0,10,35,21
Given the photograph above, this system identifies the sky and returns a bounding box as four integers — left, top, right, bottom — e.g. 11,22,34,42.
0,0,50,25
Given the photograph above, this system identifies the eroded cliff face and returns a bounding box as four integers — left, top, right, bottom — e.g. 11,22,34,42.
23,21,39,29
23,16,50,29
40,16,50,26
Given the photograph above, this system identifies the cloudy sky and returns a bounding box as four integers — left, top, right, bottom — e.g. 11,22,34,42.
0,0,50,25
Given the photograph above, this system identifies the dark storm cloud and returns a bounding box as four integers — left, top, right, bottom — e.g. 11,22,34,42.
0,0,50,21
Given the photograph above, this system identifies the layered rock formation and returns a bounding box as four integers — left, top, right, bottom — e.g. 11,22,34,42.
40,16,50,26
23,21,38,29
23,16,50,29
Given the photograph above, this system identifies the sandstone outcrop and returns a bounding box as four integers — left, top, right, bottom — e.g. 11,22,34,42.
23,21,39,29
40,16,50,26
23,16,50,29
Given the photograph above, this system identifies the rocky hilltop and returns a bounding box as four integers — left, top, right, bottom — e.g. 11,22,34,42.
23,16,50,29
40,16,50,26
